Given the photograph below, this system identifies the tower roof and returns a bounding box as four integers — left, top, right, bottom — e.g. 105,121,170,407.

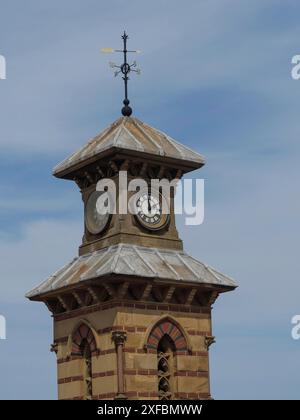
53,116,205,178
26,243,236,300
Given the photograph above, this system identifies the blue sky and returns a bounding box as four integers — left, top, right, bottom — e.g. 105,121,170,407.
0,0,300,399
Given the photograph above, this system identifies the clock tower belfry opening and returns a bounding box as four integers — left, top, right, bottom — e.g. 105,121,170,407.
26,33,236,400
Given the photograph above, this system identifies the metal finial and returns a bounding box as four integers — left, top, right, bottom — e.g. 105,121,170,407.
101,31,141,117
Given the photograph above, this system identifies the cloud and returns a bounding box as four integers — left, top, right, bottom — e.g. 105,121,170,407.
178,149,300,329
1,0,300,156
211,335,300,399
0,301,56,399
0,219,82,301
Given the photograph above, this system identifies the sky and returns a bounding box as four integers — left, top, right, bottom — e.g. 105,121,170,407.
0,0,300,399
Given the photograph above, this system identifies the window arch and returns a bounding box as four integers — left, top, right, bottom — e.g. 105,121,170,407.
145,317,189,353
72,323,97,400
144,318,189,400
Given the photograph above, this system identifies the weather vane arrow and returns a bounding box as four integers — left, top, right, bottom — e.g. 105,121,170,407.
101,31,141,117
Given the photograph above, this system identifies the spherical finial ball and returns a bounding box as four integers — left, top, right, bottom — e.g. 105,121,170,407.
122,99,132,116
122,106,133,116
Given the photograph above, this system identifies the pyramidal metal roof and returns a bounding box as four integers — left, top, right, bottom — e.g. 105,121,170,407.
53,116,205,177
26,243,236,299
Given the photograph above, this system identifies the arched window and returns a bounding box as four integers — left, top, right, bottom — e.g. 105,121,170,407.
72,323,97,400
145,318,189,400
157,335,176,400
80,338,92,399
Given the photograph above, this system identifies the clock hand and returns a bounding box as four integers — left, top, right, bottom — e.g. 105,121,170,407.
148,195,151,214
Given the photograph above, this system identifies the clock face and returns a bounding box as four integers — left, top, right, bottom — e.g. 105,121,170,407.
135,190,170,231
85,191,111,235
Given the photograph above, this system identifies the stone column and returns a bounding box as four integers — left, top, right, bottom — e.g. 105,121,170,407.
112,331,127,400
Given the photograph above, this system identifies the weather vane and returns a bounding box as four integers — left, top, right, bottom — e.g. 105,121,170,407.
101,31,141,117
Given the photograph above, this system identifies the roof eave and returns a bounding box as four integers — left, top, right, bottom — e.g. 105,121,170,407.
53,147,205,180
26,273,236,302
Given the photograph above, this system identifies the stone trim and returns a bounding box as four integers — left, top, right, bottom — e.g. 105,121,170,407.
54,300,211,322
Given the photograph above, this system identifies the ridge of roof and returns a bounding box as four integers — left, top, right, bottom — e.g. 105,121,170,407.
53,117,205,176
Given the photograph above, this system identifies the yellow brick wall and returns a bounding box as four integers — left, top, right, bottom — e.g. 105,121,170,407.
54,305,212,400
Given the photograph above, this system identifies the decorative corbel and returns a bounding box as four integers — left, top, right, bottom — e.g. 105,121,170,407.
109,160,119,174
140,162,148,176
96,166,105,178
73,176,84,190
175,169,182,179
205,335,216,351
157,165,165,179
120,159,130,171
84,171,94,184
50,342,58,354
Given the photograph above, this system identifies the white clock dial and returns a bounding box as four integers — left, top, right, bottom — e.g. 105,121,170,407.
85,191,111,235
137,193,162,225
135,190,170,231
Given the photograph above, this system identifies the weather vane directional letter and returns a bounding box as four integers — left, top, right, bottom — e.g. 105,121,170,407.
101,31,141,117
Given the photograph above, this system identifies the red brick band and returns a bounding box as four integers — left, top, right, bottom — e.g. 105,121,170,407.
188,330,211,336
58,375,83,384
94,392,117,399
124,369,157,376
59,371,116,383
97,325,147,334
174,392,211,400
92,370,115,378
175,370,209,377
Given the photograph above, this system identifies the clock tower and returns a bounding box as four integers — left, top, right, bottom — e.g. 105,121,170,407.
26,34,236,400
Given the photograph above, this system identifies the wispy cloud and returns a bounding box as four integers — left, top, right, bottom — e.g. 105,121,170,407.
0,219,81,301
